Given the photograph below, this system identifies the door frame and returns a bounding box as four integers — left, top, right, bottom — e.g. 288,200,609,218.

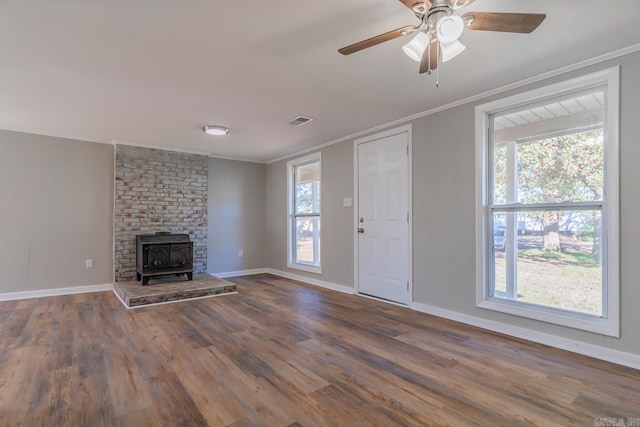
353,124,413,304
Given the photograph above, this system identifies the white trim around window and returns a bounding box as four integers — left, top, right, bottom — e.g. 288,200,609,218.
475,67,620,337
287,152,322,274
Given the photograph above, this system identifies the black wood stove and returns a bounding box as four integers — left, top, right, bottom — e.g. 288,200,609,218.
136,232,194,285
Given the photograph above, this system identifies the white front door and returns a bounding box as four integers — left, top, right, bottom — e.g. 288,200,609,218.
356,128,410,304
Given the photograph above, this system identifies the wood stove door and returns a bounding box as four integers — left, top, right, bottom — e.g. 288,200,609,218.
146,245,170,269
170,243,192,267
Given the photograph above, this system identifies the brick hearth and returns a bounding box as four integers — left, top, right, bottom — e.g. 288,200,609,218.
114,274,236,308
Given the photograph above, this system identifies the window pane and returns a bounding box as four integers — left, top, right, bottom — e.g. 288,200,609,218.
492,210,602,316
492,215,509,297
492,91,604,205
295,217,320,265
493,230,507,297
492,144,507,205
295,162,320,214
517,131,603,204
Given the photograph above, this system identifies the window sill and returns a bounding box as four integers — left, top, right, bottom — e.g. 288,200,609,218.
287,262,322,275
477,297,619,337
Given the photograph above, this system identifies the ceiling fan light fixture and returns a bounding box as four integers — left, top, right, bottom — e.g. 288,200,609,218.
436,14,465,45
440,39,466,62
436,14,466,62
202,125,229,136
402,31,430,62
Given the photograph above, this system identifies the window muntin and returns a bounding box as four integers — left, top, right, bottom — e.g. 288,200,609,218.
288,154,321,273
477,68,619,336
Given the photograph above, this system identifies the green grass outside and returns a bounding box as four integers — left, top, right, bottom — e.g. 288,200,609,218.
494,241,602,316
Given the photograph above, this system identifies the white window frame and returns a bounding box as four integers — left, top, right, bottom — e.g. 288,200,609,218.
475,67,620,337
287,152,322,274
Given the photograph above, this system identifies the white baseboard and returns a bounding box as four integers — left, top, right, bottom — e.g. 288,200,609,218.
409,301,640,371
0,283,114,301
210,268,268,278
266,269,355,295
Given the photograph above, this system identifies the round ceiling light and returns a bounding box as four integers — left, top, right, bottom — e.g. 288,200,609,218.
202,125,229,136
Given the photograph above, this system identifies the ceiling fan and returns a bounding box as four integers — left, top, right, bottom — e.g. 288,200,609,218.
338,0,546,76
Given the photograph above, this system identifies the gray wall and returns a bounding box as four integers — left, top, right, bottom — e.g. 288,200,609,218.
266,141,354,287
265,50,640,357
0,130,114,292
208,158,267,274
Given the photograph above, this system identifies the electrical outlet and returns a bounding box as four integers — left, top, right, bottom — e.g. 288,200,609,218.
343,197,352,207
85,259,94,269
238,250,243,258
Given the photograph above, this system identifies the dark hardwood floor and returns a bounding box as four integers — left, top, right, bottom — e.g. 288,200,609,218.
0,273,639,426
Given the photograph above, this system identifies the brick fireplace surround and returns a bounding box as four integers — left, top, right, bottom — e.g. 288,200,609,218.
114,145,208,283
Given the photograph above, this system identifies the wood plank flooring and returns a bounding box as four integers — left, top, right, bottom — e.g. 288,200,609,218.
1,273,639,426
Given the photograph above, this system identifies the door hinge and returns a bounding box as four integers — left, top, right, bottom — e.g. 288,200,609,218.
407,281,409,291
406,212,409,223
406,145,409,155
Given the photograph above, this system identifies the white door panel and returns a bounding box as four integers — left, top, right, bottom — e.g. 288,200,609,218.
357,131,409,304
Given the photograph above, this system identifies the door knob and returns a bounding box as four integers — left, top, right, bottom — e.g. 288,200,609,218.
358,228,365,234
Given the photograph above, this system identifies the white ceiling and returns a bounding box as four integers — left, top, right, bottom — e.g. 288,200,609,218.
0,1,638,163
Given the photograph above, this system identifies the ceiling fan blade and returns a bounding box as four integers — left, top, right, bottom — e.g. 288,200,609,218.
462,12,546,33
338,26,415,55
419,40,439,74
398,1,431,14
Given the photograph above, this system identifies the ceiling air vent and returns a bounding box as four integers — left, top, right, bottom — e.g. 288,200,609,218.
288,115,314,127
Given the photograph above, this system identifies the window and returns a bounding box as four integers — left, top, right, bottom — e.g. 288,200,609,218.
288,153,321,273
476,68,619,336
